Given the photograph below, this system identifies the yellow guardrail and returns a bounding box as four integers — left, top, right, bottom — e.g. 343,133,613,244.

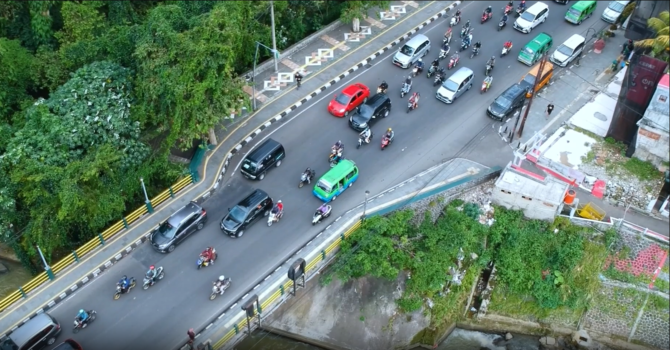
213,220,362,350
0,174,194,313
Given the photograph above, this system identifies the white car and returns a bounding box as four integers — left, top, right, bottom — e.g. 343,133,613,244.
601,0,630,23
514,2,550,33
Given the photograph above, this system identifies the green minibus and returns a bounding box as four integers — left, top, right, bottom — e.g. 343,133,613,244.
565,0,597,24
313,159,359,202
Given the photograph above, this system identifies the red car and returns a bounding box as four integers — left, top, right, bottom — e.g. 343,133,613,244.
327,83,370,117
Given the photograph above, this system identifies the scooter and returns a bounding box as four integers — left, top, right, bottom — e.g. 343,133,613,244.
443,28,452,45
113,278,136,300
412,64,423,77
498,19,506,31
329,149,342,167
481,76,493,94
504,4,512,15
448,54,460,70
470,46,480,59
439,46,450,60
73,310,97,334
449,15,459,27
267,209,282,226
460,40,470,52
400,81,411,98
381,134,394,150
407,96,419,113
433,69,446,86
210,277,232,300
481,12,492,24
299,169,315,188
501,43,513,57
143,266,165,290
312,205,332,225
197,249,217,269
357,129,373,148
485,63,493,76
515,6,525,18
377,86,387,94
427,65,438,78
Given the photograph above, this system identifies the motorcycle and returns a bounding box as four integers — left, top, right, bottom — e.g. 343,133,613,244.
439,46,450,60
428,64,441,78
460,40,470,52
113,278,136,300
267,209,283,226
400,81,411,98
504,4,512,15
357,129,373,149
501,43,513,57
481,12,492,24
515,6,525,18
448,54,460,70
481,76,493,94
197,249,217,269
443,28,452,45
498,19,506,31
433,69,446,86
412,64,423,77
210,277,232,300
407,97,419,113
449,15,459,27
312,205,332,225
142,266,165,290
460,26,470,38
329,149,342,167
73,310,97,334
299,169,315,188
470,46,480,59
381,134,394,150
485,63,493,76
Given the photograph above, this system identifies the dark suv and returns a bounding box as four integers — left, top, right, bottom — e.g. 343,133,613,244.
486,84,527,121
220,189,273,238
348,93,392,131
150,201,208,253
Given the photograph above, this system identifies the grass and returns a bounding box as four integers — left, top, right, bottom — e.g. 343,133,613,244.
647,294,670,314
581,136,663,183
592,286,647,327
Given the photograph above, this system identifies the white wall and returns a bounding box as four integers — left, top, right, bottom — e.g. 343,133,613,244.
492,189,558,221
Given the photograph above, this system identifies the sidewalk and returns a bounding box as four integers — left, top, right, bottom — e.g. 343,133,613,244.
0,0,461,336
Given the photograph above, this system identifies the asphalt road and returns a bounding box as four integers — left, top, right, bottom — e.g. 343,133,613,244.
44,2,609,349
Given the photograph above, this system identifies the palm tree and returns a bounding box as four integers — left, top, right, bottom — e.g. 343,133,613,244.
634,11,669,61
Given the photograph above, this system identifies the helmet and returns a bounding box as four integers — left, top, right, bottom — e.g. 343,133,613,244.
381,80,386,84
488,6,492,10
149,265,155,270
79,309,84,314
492,56,495,60
218,275,225,282
418,58,422,62
387,128,392,132
278,200,282,203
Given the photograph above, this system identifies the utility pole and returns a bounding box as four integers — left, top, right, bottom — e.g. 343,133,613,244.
270,1,279,73
517,53,548,138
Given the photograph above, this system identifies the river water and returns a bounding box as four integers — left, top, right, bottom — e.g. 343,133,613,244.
232,328,540,350
0,258,33,299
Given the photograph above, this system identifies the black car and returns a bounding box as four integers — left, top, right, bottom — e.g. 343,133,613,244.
486,84,527,121
150,201,208,253
221,189,273,238
348,93,392,131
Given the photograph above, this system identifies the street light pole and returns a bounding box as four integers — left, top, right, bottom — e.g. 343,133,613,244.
362,191,370,220
36,245,54,280
270,1,279,73
140,177,154,213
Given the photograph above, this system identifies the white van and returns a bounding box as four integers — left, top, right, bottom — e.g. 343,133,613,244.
393,34,431,69
514,2,550,33
550,34,586,67
601,0,630,23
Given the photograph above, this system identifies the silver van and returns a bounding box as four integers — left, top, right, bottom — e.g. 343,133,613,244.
393,34,431,68
1,313,61,350
436,67,474,104
601,0,630,23
550,34,586,67
514,2,550,33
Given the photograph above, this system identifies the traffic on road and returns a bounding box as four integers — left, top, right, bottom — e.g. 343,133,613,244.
4,2,612,350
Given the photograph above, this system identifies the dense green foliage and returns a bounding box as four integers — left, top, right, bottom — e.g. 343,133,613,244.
0,0,389,269
326,205,606,328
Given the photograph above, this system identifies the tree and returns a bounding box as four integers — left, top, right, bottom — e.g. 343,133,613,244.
0,38,34,122
635,11,669,62
339,1,391,24
2,61,148,258
54,1,106,46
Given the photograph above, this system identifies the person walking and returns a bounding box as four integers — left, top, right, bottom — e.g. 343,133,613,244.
187,328,196,349
545,103,554,119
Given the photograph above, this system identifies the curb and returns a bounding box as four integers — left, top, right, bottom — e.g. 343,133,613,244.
197,1,461,204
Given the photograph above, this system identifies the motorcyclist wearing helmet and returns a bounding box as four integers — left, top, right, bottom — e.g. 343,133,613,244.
146,265,158,285
409,92,420,109
404,75,412,86
379,80,388,93
431,58,440,72
519,0,526,10
414,58,424,72
360,127,372,144
385,128,395,140
464,19,470,29
463,35,472,48
317,203,330,216
487,56,496,68
502,13,509,24
272,200,284,216
118,275,130,292
76,309,89,324
485,6,492,15
442,41,450,53
214,275,227,295
508,1,514,7
333,140,344,154
455,9,461,19
504,40,513,50
302,167,314,184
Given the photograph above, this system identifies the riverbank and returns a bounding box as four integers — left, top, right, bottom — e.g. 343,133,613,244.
0,258,33,299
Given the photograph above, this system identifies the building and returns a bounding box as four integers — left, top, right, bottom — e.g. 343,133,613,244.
493,163,569,221
625,0,670,41
633,74,670,168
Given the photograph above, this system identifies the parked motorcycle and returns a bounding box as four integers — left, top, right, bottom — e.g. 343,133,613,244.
210,277,232,300
501,43,513,57
142,266,165,290
481,76,493,94
481,12,492,24
197,249,217,269
433,68,446,86
267,209,283,226
113,278,136,300
312,205,332,225
400,81,411,98
357,129,373,149
498,19,506,31
448,54,460,70
381,134,394,150
470,46,480,59
73,310,97,334
299,169,315,188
